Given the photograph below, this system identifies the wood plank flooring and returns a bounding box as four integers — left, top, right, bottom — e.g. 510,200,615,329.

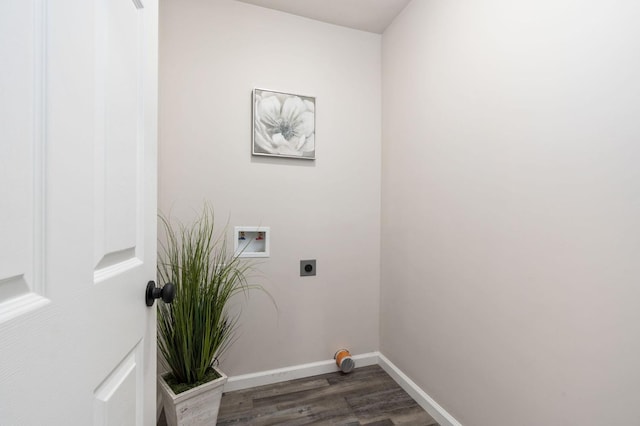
158,364,438,425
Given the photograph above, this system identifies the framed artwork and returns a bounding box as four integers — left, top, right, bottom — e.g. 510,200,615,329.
252,88,315,160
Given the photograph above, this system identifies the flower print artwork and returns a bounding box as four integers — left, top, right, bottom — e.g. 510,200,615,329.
253,89,315,159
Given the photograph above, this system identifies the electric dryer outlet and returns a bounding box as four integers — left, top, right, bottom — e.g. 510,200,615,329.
300,260,316,276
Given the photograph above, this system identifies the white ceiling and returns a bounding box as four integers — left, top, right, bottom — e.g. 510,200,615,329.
235,0,411,34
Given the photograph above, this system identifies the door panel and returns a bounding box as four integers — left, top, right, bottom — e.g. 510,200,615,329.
0,0,47,319
94,0,144,275
94,343,143,426
0,0,157,424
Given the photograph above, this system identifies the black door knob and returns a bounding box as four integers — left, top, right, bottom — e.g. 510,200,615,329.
145,281,175,307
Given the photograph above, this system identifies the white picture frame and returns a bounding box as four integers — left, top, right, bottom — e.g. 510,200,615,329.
252,88,316,160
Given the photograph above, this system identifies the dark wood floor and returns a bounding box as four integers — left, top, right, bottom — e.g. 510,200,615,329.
158,365,437,425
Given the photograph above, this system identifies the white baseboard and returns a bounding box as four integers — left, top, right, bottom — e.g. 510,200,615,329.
223,352,379,393
223,351,461,426
376,353,462,426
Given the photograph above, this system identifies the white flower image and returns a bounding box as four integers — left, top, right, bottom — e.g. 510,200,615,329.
253,90,315,158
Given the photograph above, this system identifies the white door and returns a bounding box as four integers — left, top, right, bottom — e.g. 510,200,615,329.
0,0,158,424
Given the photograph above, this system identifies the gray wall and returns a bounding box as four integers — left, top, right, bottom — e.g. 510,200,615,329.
381,1,640,424
159,0,381,376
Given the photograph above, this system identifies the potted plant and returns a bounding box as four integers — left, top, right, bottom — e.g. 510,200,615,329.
156,206,262,426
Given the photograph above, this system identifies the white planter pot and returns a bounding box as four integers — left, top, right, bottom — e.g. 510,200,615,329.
158,367,228,426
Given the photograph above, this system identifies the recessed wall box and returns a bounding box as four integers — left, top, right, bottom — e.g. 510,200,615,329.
234,226,270,258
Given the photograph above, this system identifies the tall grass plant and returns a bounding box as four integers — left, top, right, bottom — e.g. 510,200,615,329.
157,206,260,391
